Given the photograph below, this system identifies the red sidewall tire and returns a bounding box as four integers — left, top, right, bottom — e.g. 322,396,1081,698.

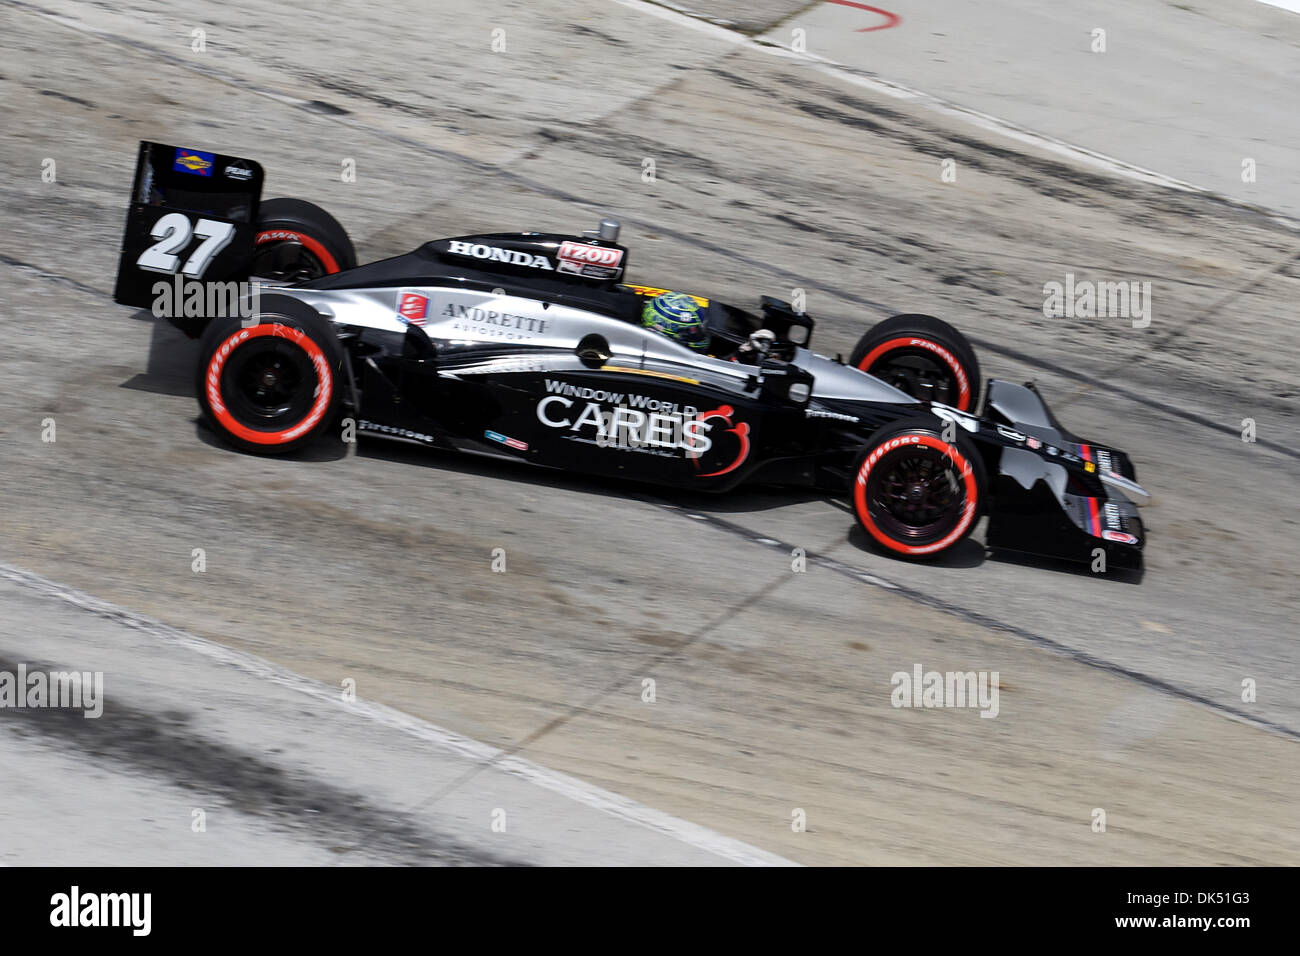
849,315,981,413
857,336,973,411
252,198,356,278
203,323,334,446
196,299,344,454
253,229,341,273
852,430,984,559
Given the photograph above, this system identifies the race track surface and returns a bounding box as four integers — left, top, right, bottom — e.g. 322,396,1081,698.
0,0,1296,864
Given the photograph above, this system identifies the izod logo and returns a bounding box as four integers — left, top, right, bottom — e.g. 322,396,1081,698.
558,241,623,267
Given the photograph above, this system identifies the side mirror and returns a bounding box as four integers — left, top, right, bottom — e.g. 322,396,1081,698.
403,323,436,361
759,295,814,347
759,360,814,405
576,333,611,369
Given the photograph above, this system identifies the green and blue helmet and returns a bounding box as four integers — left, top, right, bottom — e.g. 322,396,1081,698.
642,292,709,352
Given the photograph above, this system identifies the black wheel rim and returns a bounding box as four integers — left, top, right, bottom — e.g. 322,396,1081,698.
250,239,328,282
865,444,968,543
869,349,960,406
222,335,317,429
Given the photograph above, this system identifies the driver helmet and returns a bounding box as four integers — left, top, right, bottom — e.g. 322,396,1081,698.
642,292,709,352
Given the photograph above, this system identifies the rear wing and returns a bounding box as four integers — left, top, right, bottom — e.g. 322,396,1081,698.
113,141,265,309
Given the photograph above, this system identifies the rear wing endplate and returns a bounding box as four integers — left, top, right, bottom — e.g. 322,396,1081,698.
113,141,265,309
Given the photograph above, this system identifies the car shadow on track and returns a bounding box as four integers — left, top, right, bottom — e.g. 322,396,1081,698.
354,438,827,514
362,442,1004,574
119,313,351,462
356,444,1143,581
119,311,198,398
986,546,1144,585
842,523,989,570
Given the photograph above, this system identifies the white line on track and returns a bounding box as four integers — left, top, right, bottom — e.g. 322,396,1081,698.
0,560,797,867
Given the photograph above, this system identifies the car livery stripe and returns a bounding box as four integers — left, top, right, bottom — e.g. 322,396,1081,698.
600,366,701,385
485,430,528,451
1078,442,1093,463
1086,497,1103,537
624,284,709,307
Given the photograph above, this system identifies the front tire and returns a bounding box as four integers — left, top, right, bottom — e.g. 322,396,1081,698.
851,418,986,560
850,314,981,412
196,296,345,454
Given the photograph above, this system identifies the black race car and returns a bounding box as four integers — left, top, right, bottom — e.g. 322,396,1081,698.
114,142,1150,568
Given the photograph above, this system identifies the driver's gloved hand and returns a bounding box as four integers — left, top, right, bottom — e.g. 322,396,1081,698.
737,329,776,364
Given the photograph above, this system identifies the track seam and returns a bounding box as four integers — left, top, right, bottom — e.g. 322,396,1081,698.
643,500,1300,743
0,560,798,866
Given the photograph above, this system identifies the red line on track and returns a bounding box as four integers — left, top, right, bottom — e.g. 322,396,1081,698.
827,0,902,32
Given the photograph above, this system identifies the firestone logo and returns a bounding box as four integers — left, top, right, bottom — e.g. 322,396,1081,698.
859,434,921,480
907,339,967,398
278,345,331,441
205,326,331,441
206,328,253,415
447,240,553,270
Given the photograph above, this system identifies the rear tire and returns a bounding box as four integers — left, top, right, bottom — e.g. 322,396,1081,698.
196,295,345,455
252,198,356,281
850,314,981,412
851,417,986,560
